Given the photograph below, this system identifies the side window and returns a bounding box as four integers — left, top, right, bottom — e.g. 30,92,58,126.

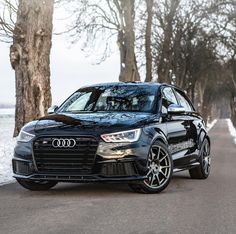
175,90,193,112
162,87,178,113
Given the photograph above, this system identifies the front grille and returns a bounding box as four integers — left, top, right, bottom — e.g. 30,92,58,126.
33,136,98,174
100,162,138,177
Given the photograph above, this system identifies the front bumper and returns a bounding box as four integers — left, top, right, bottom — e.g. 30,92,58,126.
13,173,147,183
13,131,152,183
12,157,148,183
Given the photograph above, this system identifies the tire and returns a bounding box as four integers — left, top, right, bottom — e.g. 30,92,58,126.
189,139,211,179
129,141,173,193
16,178,57,191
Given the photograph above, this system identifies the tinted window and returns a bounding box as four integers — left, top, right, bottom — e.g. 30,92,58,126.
175,90,193,112
58,85,157,113
162,87,178,113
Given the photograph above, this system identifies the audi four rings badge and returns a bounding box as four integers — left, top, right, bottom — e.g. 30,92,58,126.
52,138,76,148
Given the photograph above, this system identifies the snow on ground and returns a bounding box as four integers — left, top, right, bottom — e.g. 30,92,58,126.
207,119,217,131
0,109,16,185
227,119,236,145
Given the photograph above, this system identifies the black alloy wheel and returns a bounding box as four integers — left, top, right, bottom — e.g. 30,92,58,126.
129,141,173,193
189,139,211,179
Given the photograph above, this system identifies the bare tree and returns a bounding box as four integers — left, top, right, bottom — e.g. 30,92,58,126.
0,0,54,136
157,0,180,83
117,0,140,81
2,0,235,128
207,0,236,124
144,0,154,82
61,0,140,82
0,0,17,42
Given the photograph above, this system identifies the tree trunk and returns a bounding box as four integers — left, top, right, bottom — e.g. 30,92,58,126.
117,0,140,82
201,101,210,124
230,58,236,126
144,0,154,82
157,0,180,84
10,0,54,136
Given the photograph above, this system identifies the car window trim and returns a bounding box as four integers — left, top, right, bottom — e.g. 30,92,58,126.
173,88,195,113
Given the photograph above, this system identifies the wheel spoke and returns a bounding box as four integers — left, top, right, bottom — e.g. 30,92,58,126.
150,147,160,161
203,155,211,174
155,174,160,185
205,144,209,154
150,174,155,186
160,154,168,162
159,170,167,179
155,147,160,160
150,150,155,161
160,165,170,169
204,163,209,173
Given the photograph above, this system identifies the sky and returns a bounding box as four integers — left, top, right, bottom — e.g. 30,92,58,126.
0,5,120,105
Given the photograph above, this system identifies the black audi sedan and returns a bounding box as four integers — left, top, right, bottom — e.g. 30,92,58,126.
13,82,211,193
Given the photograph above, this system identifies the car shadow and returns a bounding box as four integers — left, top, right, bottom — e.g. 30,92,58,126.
20,172,192,196
4,171,195,197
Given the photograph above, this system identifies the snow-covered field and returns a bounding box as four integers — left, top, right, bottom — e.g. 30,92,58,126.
0,109,16,185
227,119,236,145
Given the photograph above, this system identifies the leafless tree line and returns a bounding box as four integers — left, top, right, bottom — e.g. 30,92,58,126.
0,0,236,135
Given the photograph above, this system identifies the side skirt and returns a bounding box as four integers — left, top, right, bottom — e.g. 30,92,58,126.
173,162,200,173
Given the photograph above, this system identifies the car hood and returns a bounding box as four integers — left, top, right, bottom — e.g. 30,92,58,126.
33,112,159,134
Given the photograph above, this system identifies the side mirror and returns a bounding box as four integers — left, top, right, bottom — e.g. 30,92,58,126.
47,105,58,114
167,104,185,114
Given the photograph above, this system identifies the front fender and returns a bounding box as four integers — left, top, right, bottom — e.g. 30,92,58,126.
198,130,210,151
143,124,168,148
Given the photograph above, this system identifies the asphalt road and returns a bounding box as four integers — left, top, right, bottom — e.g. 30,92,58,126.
0,119,236,234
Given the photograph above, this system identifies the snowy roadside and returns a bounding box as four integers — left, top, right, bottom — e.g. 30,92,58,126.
226,119,236,145
0,109,16,185
207,119,217,131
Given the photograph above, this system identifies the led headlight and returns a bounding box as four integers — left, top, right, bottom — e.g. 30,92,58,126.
101,129,141,143
17,130,35,143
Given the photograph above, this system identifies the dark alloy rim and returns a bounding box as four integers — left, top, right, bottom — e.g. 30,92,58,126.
202,141,211,175
144,145,171,189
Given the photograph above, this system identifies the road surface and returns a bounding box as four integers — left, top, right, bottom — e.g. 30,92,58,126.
0,119,235,234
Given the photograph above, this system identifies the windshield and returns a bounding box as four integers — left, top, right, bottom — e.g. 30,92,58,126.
58,85,157,113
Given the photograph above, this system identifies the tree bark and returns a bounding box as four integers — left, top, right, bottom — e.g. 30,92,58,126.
10,0,54,136
230,58,236,126
157,0,180,84
117,0,140,82
144,0,154,82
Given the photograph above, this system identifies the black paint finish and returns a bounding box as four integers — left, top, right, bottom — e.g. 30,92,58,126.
13,82,210,183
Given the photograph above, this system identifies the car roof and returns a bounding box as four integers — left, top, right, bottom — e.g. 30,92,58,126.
81,81,184,89
80,82,184,91
82,82,158,87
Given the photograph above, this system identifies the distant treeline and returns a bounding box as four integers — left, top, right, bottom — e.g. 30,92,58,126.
0,103,15,109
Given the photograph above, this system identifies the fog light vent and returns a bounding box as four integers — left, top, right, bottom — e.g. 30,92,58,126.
13,160,31,175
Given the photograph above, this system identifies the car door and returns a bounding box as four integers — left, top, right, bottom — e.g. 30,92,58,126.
161,87,191,164
174,88,199,163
